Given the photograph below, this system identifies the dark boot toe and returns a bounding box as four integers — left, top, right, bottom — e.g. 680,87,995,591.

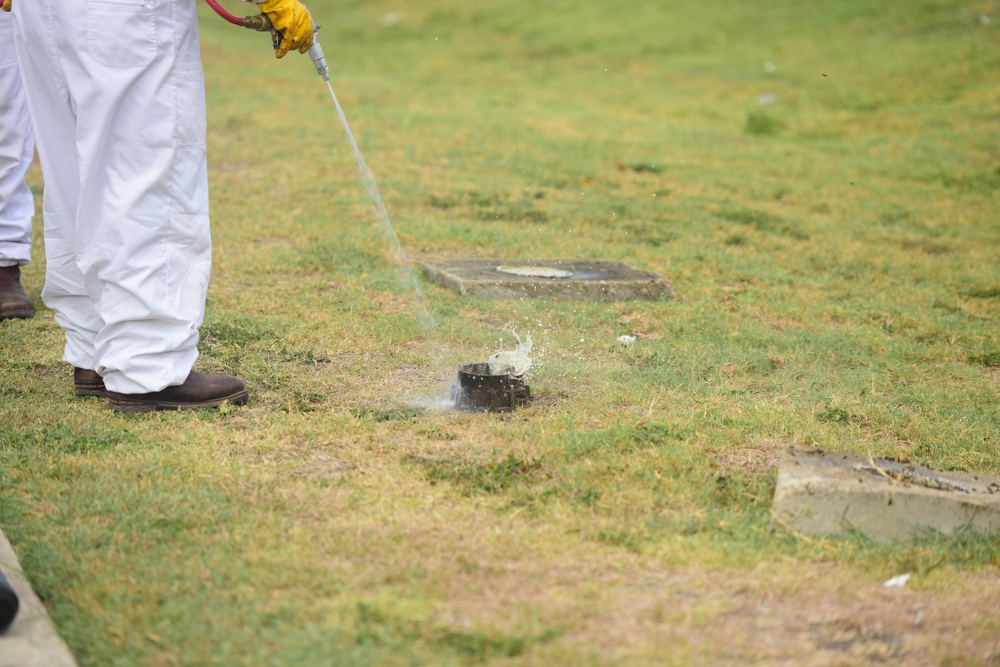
0,266,33,320
107,371,249,412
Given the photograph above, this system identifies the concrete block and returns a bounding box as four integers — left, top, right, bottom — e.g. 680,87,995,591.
420,259,673,302
0,528,77,667
772,446,1000,543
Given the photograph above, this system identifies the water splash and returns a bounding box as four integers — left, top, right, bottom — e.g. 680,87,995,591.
488,333,533,377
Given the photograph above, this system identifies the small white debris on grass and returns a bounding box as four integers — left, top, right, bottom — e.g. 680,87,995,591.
883,573,911,588
617,335,637,346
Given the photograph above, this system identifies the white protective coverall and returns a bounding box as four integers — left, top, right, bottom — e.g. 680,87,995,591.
0,12,33,269
11,0,212,394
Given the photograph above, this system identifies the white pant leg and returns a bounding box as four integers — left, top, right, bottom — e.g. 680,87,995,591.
13,0,212,394
0,13,34,268
11,1,101,365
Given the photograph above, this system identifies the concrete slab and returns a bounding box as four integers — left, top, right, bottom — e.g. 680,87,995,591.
772,446,1000,543
420,259,673,302
0,527,77,667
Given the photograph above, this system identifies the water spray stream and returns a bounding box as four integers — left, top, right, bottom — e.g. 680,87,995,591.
322,80,467,408
323,81,437,336
324,77,534,409
204,1,465,404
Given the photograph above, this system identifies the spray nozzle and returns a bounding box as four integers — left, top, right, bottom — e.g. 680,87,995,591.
307,25,330,81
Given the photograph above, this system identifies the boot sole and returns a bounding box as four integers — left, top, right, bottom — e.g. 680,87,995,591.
75,385,108,398
0,311,33,320
108,389,250,413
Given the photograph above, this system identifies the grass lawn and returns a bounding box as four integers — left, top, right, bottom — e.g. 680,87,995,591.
2,0,999,664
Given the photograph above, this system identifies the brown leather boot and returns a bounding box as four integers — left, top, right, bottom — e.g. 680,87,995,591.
107,371,249,412
74,368,107,398
0,266,33,320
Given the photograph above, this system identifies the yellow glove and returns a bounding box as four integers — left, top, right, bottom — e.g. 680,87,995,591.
1,0,11,13
257,0,314,59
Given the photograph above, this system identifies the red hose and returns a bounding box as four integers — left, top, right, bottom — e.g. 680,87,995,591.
204,0,243,26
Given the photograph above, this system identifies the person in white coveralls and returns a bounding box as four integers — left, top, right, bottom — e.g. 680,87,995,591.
5,0,314,411
0,11,34,321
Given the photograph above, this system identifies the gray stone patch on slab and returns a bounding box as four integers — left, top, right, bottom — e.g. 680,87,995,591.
0,527,78,667
420,259,673,302
772,446,1000,543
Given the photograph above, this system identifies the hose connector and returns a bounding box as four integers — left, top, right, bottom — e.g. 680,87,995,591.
241,13,272,32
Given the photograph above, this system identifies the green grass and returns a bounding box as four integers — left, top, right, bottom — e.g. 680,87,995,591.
2,0,999,664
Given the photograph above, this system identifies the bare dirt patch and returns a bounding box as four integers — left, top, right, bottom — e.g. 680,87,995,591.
557,565,1000,666
713,442,784,475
